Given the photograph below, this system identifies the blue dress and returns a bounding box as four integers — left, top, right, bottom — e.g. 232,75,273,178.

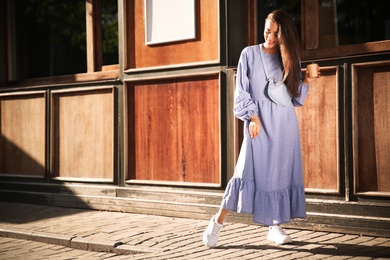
221,44,309,226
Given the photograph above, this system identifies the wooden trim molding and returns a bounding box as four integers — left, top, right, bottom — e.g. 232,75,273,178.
4,70,120,89
301,41,390,62
125,179,221,188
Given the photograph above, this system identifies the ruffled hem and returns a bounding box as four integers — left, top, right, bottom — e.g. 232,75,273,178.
220,177,255,214
220,177,306,226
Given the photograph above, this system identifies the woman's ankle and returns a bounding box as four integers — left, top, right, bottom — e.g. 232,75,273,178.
215,215,224,224
215,209,229,224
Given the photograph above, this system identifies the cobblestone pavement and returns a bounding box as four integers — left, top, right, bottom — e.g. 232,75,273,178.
0,202,389,259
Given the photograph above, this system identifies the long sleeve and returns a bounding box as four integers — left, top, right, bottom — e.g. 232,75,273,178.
292,81,310,107
233,48,258,121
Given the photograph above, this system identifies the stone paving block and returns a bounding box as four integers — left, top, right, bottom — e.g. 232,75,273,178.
205,249,236,259
0,226,33,240
295,242,324,252
174,247,210,258
136,239,158,248
115,229,147,238
164,235,202,250
322,235,360,245
293,230,330,242
309,232,345,243
69,236,89,250
347,235,377,244
243,253,266,260
300,253,334,259
270,249,298,258
30,231,74,247
151,235,191,248
80,232,112,240
87,239,119,252
288,251,314,259
377,240,390,247
114,244,159,255
368,237,390,245
227,249,264,259
321,256,351,260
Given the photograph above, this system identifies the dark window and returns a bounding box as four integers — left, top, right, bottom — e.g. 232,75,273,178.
101,0,118,66
12,0,86,79
319,0,390,48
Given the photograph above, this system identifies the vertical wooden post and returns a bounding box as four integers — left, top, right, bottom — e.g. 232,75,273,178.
86,0,102,72
0,1,7,85
302,0,319,50
246,0,258,46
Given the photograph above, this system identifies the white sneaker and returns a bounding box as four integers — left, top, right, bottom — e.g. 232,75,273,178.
267,226,292,244
202,215,223,247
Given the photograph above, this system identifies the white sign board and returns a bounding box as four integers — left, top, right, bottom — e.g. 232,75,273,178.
145,0,196,45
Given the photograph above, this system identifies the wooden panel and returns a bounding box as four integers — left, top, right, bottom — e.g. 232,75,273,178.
127,0,219,69
373,67,390,192
355,66,376,192
127,75,220,184
353,62,390,194
51,87,114,181
0,92,46,176
296,67,339,192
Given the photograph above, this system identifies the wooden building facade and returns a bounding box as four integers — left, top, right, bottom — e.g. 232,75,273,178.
0,0,389,236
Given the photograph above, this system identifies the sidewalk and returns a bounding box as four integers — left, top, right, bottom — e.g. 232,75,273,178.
0,201,389,260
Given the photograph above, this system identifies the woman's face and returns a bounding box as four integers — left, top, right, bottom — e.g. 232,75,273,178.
263,19,279,52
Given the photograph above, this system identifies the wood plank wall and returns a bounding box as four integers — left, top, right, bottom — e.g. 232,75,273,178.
126,74,220,184
0,92,46,177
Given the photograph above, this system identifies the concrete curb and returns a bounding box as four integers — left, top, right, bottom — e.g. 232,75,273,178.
0,227,159,255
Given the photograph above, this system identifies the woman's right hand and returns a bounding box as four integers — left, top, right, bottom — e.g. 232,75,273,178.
249,115,261,139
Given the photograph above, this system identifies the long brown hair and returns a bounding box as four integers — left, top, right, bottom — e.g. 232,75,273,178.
266,10,301,97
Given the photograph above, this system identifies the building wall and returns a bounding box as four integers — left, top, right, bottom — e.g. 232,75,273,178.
0,0,389,236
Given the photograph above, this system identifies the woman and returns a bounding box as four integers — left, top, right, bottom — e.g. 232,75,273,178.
203,10,319,247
